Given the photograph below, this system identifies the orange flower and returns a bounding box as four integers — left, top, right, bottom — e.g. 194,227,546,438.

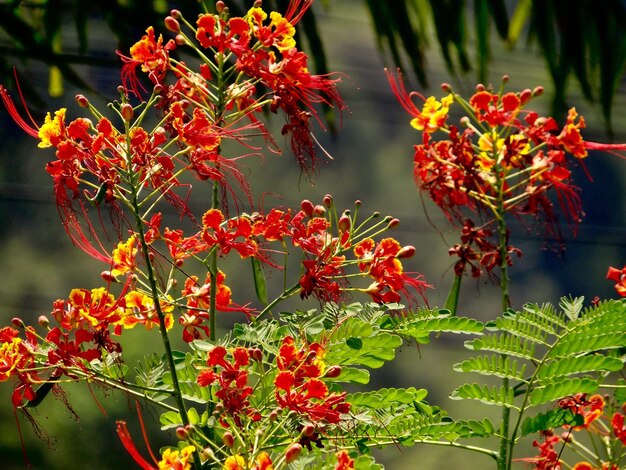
334,450,355,470
157,445,195,470
111,235,138,278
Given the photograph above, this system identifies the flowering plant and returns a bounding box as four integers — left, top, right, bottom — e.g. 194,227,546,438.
0,1,625,470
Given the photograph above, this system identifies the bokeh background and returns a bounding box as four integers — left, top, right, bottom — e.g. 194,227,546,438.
1,1,625,468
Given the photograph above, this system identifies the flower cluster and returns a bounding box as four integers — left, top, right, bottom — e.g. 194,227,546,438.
521,394,626,470
387,71,594,277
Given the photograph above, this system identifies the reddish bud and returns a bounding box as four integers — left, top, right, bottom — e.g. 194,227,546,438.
323,194,333,207
533,86,544,97
475,84,486,92
324,365,342,378
165,16,180,33
440,82,452,92
75,94,89,107
502,74,510,83
201,447,214,460
300,199,315,217
175,426,188,440
269,409,279,422
170,9,182,19
396,245,416,259
253,0,262,7
249,348,263,362
216,1,226,13
117,85,125,94
519,89,532,105
354,199,362,207
313,205,326,216
11,317,24,328
101,270,116,282
387,218,400,229
38,315,49,328
300,423,315,437
222,431,234,448
285,443,302,463
175,34,187,46
153,84,163,95
121,103,134,122
338,214,351,232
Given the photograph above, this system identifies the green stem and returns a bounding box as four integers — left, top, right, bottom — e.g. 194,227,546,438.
495,158,511,470
255,283,301,322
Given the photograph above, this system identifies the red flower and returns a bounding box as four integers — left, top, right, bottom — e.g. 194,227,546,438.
606,265,626,297
334,450,355,470
119,26,176,98
611,412,626,444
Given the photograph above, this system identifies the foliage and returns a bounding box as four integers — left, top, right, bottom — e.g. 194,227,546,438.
1,1,626,128
0,1,625,470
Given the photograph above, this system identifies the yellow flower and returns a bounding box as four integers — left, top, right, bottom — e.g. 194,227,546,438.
38,108,66,148
158,445,195,470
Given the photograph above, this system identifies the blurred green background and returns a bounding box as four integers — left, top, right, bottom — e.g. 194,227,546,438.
1,1,625,468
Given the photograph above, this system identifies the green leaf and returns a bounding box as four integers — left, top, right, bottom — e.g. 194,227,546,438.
536,355,624,384
346,337,363,350
453,354,527,381
327,366,370,384
160,411,183,430
507,0,531,45
521,409,584,436
529,378,599,406
450,383,518,409
250,257,268,306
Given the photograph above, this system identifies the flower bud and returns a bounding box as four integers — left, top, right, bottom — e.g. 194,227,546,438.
324,365,342,378
300,423,315,437
216,1,226,13
170,9,182,19
11,317,24,329
300,199,315,217
253,0,263,7
101,271,116,282
165,16,181,33
519,89,532,105
313,205,326,216
285,443,302,463
501,74,510,83
121,103,134,122
201,447,214,460
222,431,234,448
75,94,89,107
387,218,400,229
248,347,263,362
475,83,486,92
175,34,187,46
175,426,188,440
323,194,333,207
268,409,279,422
338,213,351,232
533,86,544,97
440,82,452,93
38,315,49,328
396,245,416,259
153,84,163,95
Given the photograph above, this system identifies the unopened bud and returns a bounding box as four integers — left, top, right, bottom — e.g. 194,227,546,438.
324,365,342,378
396,245,416,259
285,443,302,463
216,1,226,13
201,447,214,460
175,34,187,46
101,270,116,282
175,426,188,440
121,103,134,122
519,89,532,104
165,16,180,33
117,85,125,95
387,218,400,229
338,214,351,232
222,431,234,448
533,86,544,97
475,83,486,92
11,317,24,329
300,200,315,217
75,94,89,107
153,84,163,95
323,194,333,207
213,403,224,416
253,0,262,7
248,348,263,362
268,409,279,422
440,82,452,93
170,9,182,19
300,423,315,437
501,74,509,83
313,205,326,216
38,315,49,328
